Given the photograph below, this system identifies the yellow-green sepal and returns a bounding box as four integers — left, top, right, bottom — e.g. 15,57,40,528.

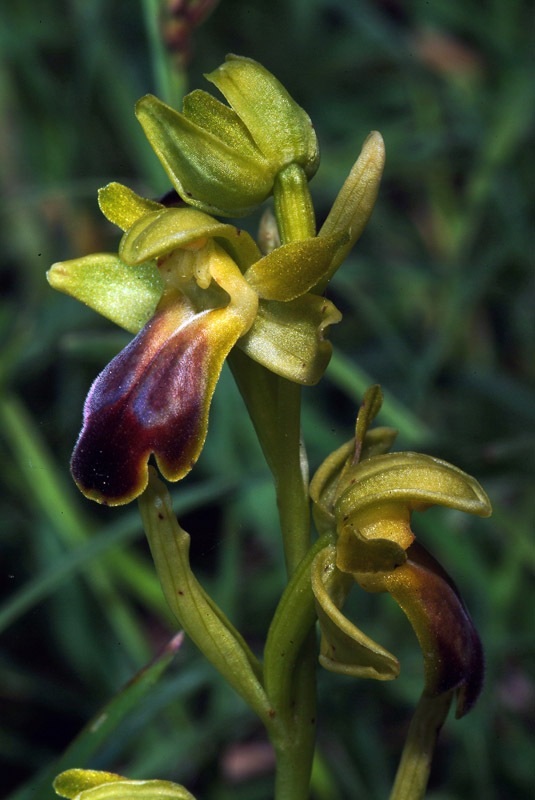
244,231,348,301
206,55,319,180
316,131,385,291
119,207,261,270
98,183,164,231
47,254,163,334
182,89,260,156
135,93,273,217
237,293,342,385
309,420,398,535
311,545,400,679
335,452,493,525
54,769,196,800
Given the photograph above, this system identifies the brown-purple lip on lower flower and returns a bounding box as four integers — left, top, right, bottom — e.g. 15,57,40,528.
356,540,484,717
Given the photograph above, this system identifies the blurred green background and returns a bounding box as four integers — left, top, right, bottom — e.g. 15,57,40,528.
1,1,533,798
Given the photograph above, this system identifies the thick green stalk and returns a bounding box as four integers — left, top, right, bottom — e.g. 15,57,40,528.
389,692,453,800
272,160,316,574
264,163,318,800
274,163,316,244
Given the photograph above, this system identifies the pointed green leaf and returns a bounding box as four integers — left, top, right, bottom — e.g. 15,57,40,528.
119,207,261,271
311,546,400,679
244,232,348,301
138,469,273,725
263,534,333,721
237,294,341,385
47,254,163,333
98,183,164,231
136,94,273,217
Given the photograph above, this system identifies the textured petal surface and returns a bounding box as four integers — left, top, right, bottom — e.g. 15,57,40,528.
243,232,347,301
47,254,163,334
356,542,485,717
237,294,341,384
135,94,272,217
98,183,164,231
71,294,247,505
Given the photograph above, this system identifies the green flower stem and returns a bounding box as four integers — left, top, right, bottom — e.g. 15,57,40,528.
389,692,453,800
263,164,319,800
274,377,312,575
271,641,316,799
271,158,316,574
274,162,316,244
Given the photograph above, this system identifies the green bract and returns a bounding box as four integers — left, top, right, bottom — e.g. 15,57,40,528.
135,55,319,216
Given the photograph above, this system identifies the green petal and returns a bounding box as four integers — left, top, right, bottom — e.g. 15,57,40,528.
47,254,163,333
206,55,319,178
119,207,261,271
335,451,493,524
336,525,408,575
98,182,164,231
136,94,273,217
316,131,385,291
237,294,341,385
309,426,398,535
360,426,398,461
54,769,196,800
182,89,259,156
311,545,400,680
244,232,348,301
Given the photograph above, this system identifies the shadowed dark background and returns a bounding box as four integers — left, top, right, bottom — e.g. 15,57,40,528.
1,1,533,798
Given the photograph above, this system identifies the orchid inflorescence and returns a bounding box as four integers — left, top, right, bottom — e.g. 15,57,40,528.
49,55,491,800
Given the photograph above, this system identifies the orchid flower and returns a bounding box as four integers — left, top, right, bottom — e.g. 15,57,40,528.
310,386,492,717
48,188,345,505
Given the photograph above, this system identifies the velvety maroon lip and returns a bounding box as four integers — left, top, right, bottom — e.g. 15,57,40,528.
386,541,485,718
71,303,214,506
